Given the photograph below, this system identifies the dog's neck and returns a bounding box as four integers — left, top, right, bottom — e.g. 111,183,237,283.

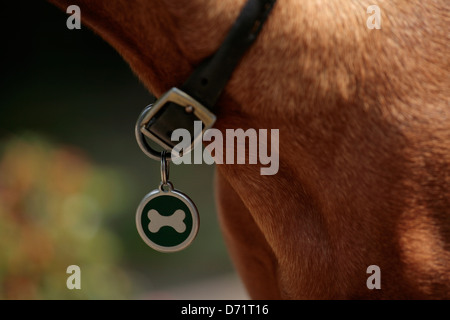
51,0,248,97
162,0,248,64
48,0,450,299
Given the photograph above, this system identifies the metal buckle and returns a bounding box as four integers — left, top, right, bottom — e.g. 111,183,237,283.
135,87,216,161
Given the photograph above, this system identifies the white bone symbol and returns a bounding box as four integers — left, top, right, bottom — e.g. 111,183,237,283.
147,209,186,233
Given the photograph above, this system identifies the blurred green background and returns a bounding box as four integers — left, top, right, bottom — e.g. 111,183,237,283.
0,1,239,299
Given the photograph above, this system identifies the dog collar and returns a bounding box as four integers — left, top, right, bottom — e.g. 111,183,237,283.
136,0,276,161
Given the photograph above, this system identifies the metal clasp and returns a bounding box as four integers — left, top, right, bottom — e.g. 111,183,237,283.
135,88,216,161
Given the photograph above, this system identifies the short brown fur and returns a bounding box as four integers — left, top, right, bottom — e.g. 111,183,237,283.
49,0,450,299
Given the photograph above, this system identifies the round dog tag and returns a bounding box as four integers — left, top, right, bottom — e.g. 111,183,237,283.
136,182,199,253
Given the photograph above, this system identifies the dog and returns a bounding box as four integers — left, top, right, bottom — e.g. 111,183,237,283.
49,0,450,299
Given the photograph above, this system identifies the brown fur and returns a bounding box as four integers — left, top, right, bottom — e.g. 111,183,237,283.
49,0,450,299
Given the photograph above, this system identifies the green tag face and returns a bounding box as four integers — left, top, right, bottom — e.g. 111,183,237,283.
136,185,199,252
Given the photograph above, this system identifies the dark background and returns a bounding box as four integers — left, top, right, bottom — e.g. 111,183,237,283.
0,1,237,299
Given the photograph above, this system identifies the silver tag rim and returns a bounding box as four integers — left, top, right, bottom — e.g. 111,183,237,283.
135,186,199,253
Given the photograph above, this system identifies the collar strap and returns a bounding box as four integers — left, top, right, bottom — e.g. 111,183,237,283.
136,0,277,161
181,0,276,109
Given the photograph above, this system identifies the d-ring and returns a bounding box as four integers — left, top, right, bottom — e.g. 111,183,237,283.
135,104,172,161
160,151,170,185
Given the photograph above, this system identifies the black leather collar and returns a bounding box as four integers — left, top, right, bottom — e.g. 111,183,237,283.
136,0,276,161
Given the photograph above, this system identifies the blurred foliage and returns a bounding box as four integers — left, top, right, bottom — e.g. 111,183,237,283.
0,0,236,300
0,135,132,299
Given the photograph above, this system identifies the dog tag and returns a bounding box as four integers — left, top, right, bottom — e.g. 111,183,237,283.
136,152,199,252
